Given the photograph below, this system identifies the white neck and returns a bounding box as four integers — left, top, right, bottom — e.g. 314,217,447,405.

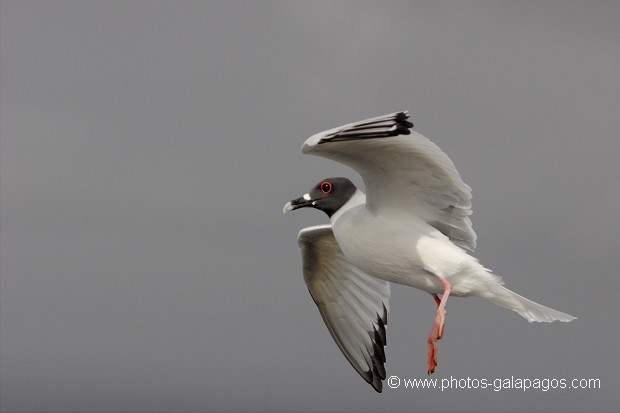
330,189,366,225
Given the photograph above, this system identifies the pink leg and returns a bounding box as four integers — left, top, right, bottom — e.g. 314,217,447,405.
431,294,446,340
427,277,451,375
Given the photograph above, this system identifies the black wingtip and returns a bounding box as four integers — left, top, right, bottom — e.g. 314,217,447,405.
371,379,383,393
319,111,414,144
362,306,389,393
394,111,414,129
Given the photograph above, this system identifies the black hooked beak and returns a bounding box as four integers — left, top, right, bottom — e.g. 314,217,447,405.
283,194,315,214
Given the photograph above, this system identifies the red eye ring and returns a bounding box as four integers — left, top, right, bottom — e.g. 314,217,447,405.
320,181,333,194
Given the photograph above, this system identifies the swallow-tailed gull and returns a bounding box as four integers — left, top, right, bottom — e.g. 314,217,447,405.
283,111,575,392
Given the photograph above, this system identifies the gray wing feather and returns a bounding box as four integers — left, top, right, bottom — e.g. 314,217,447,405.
298,225,390,392
303,111,476,251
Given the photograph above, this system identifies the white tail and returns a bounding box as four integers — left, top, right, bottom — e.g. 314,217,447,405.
486,285,576,323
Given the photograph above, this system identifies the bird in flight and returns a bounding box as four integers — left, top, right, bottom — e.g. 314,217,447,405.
283,111,575,392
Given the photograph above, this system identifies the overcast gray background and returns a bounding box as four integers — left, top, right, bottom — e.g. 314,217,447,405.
1,1,619,412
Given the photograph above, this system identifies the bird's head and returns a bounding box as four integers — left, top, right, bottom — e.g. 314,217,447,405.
283,177,357,218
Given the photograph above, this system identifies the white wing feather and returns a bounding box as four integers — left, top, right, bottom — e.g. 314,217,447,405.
298,225,390,392
303,111,477,251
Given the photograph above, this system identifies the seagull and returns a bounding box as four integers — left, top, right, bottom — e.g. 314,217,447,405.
283,111,575,392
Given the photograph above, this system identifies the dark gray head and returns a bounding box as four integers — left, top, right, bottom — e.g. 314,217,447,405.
283,177,357,218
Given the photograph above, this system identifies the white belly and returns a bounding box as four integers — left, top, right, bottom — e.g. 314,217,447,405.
331,205,488,296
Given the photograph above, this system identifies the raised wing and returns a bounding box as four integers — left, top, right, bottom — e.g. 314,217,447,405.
302,111,476,251
298,225,390,392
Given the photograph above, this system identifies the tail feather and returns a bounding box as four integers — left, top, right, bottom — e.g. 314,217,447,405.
486,286,576,323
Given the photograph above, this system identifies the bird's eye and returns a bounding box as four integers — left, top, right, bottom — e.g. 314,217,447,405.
320,181,333,194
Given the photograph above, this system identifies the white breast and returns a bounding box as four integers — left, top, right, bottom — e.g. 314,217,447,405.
334,208,440,290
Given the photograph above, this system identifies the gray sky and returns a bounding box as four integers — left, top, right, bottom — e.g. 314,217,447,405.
1,1,619,412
